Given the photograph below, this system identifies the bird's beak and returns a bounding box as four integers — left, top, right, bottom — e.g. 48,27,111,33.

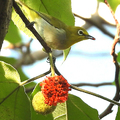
85,35,95,40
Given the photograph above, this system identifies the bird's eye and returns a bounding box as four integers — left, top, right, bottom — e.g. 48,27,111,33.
78,30,84,36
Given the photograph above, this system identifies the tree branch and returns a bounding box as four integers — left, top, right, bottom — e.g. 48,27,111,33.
72,82,112,87
70,85,120,106
0,0,13,50
99,0,120,118
20,69,51,86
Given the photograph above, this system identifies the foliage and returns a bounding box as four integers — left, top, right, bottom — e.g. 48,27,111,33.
1,0,120,120
31,80,100,120
0,61,31,120
116,107,120,120
0,61,99,119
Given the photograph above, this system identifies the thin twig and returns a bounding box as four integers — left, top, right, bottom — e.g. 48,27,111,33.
99,54,120,118
20,70,51,86
99,0,120,118
70,85,120,106
104,0,118,25
111,24,120,58
72,82,112,87
104,0,120,56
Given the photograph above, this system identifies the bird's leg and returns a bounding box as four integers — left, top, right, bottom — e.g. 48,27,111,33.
47,52,56,76
26,21,36,27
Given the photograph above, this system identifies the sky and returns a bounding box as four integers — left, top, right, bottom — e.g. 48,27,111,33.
1,0,120,119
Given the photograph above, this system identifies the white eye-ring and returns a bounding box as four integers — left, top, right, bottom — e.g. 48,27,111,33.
78,30,84,36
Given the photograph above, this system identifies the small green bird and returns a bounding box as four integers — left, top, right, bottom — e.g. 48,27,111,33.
15,0,95,50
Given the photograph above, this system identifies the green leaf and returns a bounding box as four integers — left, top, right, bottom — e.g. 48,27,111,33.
17,0,74,26
0,61,31,120
5,20,22,44
52,94,100,120
98,0,120,12
116,107,120,120
12,0,74,38
0,61,20,84
0,56,16,66
63,47,71,61
0,56,36,96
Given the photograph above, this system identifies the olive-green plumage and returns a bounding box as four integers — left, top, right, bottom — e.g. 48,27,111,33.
16,0,95,50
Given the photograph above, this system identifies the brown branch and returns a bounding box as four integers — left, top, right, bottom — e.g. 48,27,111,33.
12,0,51,53
99,0,120,119
104,0,120,57
99,54,120,118
111,24,120,58
104,0,118,25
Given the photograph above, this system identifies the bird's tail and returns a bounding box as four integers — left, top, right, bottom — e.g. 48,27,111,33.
15,0,39,21
12,0,37,38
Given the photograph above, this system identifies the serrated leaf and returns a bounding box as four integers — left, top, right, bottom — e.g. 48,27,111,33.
5,20,22,44
0,61,31,120
116,107,120,120
98,0,120,12
63,47,71,61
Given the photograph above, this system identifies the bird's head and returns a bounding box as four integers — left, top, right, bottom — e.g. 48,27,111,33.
66,26,95,47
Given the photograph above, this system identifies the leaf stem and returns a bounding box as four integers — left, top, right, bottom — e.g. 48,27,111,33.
20,70,50,86
70,85,120,106
48,52,55,76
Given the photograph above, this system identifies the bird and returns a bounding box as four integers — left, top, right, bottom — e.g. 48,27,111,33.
14,0,95,50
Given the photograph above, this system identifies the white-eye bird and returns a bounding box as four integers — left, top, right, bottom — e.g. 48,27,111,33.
15,0,95,50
